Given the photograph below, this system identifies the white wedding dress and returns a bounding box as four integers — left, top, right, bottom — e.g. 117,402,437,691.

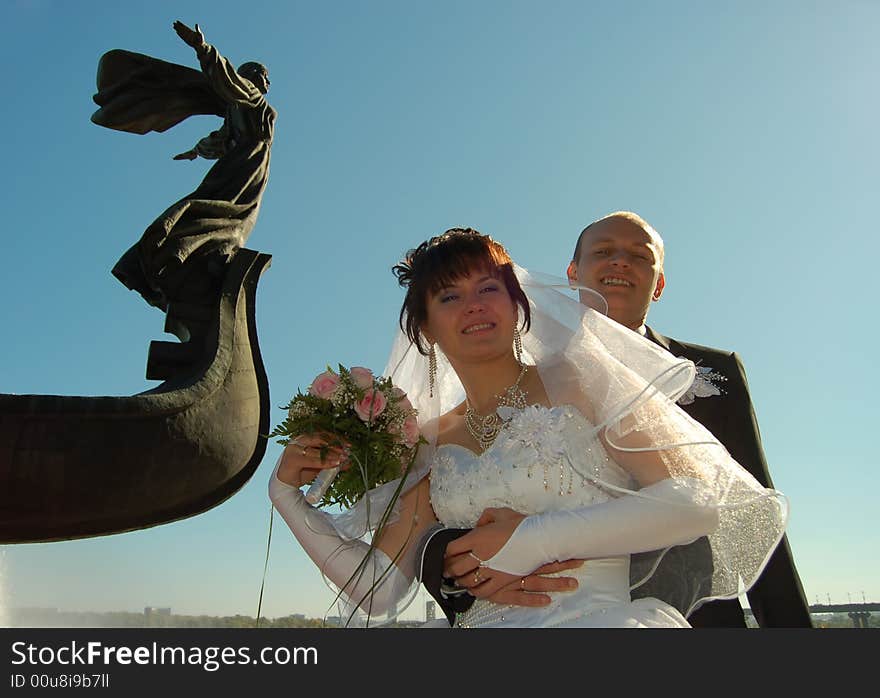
428,403,690,628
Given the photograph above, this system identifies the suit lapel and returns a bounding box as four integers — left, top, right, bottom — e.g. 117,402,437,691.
645,324,703,413
645,326,688,360
645,325,671,353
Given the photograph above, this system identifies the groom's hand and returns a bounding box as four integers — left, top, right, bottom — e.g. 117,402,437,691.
486,559,584,606
443,556,583,602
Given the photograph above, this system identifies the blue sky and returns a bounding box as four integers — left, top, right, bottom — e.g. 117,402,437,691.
1,0,878,621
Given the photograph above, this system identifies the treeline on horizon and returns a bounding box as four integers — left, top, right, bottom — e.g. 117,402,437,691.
4,608,873,629
4,608,423,629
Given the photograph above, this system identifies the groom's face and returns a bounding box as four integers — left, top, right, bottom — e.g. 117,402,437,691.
567,218,665,331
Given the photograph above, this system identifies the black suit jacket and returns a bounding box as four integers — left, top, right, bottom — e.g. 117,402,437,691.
637,327,812,627
420,327,812,627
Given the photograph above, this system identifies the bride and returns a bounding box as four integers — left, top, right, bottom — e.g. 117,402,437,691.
269,228,787,627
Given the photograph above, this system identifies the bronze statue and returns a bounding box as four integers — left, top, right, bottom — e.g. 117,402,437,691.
93,21,276,311
0,22,275,543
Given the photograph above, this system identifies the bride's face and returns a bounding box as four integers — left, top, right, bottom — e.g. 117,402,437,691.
422,268,518,364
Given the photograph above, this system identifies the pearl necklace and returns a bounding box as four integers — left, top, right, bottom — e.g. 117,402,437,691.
464,364,529,451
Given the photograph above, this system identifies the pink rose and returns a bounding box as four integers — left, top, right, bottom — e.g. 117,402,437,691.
390,387,413,412
349,367,375,390
402,416,420,446
308,370,340,399
354,389,387,423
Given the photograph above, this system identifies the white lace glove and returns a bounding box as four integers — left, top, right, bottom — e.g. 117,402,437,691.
483,478,720,576
269,470,412,616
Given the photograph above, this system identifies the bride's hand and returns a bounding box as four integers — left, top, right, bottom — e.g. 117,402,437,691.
442,507,532,598
276,433,350,488
445,506,526,563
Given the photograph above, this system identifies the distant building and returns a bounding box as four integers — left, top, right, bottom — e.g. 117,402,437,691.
143,607,172,626
144,607,171,616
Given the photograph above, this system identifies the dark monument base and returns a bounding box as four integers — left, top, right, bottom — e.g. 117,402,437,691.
0,248,271,543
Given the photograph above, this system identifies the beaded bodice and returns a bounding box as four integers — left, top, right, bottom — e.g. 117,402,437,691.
428,404,643,628
429,404,633,526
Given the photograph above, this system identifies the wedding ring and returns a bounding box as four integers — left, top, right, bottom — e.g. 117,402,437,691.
468,551,485,565
473,570,481,584
520,578,526,589
300,445,308,456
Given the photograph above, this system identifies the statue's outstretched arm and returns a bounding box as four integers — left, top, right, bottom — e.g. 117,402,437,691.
172,148,198,161
172,20,261,107
173,21,207,54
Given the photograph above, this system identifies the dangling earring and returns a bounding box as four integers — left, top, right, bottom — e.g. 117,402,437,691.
428,343,437,398
513,327,523,365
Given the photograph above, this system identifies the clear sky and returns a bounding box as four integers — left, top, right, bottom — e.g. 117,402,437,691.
1,0,878,622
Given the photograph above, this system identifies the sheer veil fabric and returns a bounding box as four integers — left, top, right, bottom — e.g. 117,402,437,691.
305,265,787,625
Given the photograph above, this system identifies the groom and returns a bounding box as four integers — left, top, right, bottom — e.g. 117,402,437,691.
564,211,811,627
422,211,812,627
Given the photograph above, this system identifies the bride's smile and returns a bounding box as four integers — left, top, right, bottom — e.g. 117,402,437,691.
461,321,495,335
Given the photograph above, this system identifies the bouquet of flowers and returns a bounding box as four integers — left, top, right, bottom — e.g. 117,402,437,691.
269,365,422,508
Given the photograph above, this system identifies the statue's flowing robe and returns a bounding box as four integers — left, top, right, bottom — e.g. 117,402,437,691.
92,47,276,307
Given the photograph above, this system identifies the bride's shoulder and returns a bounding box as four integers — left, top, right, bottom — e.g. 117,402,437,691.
434,404,467,443
415,406,468,449
536,353,580,379
534,355,598,423
436,401,465,427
